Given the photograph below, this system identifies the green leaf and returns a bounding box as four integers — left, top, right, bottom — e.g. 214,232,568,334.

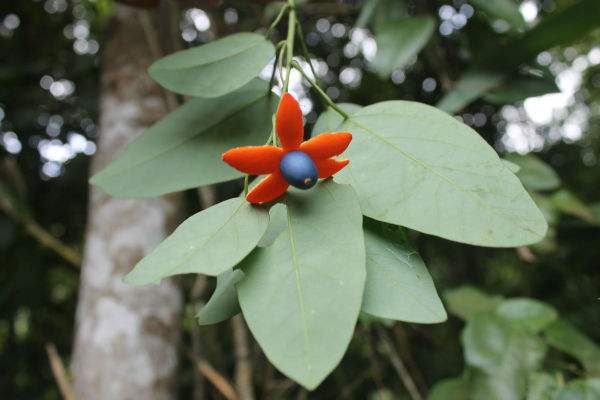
237,181,365,389
355,0,382,28
197,269,244,325
469,0,527,30
149,33,275,98
444,286,503,320
429,377,469,400
311,103,361,136
372,17,435,78
336,101,548,247
256,203,287,248
483,75,559,105
462,313,546,400
506,0,600,66
91,80,277,198
125,198,269,284
502,159,521,174
362,219,446,323
496,298,558,333
437,69,504,114
527,373,562,400
550,190,597,224
544,320,600,376
554,379,600,400
504,154,561,192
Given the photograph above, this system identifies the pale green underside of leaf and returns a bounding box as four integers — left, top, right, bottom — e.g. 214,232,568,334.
504,154,560,192
91,80,277,198
372,16,435,78
311,103,362,137
362,220,446,323
149,32,275,97
197,269,243,325
237,181,365,390
256,203,287,248
330,100,547,247
124,198,269,285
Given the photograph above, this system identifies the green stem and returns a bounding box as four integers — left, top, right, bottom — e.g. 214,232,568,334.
266,4,289,36
243,175,249,196
295,20,320,89
283,2,296,93
269,41,286,91
291,61,349,119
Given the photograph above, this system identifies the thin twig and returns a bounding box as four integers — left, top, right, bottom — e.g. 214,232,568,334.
232,315,255,400
195,358,239,400
46,343,77,400
375,325,424,400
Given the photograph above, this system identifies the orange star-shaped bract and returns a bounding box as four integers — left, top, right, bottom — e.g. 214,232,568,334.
222,93,352,204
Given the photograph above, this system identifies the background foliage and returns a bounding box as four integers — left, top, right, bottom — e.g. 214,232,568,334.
1,0,599,398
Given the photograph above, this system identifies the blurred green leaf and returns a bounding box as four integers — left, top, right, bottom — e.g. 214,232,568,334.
237,181,365,389
372,16,435,78
550,190,597,224
506,0,600,66
496,298,558,333
462,313,546,400
149,33,275,98
91,79,277,197
355,0,382,28
125,198,269,284
197,269,244,325
545,320,600,376
437,69,504,114
429,376,469,400
362,219,446,323
336,101,547,247
445,286,504,320
554,379,600,400
527,372,562,400
469,0,527,30
483,75,559,105
440,0,600,112
311,103,361,136
504,154,561,192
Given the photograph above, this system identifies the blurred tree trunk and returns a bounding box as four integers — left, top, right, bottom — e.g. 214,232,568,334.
71,4,183,400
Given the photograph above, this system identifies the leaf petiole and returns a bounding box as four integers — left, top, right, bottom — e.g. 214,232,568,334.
291,61,350,120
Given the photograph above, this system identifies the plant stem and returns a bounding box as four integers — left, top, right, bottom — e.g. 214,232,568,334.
283,1,296,93
291,61,349,119
266,4,289,36
295,20,320,89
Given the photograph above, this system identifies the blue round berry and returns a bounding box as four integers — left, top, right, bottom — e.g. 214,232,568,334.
279,150,318,190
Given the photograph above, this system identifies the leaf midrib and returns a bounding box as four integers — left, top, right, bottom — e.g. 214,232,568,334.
346,117,544,237
286,205,312,374
96,94,268,181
